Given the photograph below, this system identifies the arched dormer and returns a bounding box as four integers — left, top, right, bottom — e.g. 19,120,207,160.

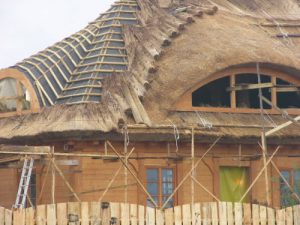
0,69,40,117
175,67,300,114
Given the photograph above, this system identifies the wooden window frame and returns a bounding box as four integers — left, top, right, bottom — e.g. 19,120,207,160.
146,166,177,208
0,69,40,117
175,67,300,114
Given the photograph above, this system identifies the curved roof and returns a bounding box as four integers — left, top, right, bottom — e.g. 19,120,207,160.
1,0,300,143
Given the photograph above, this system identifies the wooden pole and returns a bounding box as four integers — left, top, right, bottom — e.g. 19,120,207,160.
124,130,128,203
239,146,280,202
51,148,55,205
106,141,158,208
257,62,270,206
191,127,195,225
161,137,221,210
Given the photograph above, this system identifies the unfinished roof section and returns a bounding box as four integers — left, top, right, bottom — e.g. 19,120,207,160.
12,0,138,106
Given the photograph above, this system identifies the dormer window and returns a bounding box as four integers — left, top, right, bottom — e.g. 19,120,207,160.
0,78,31,113
177,68,300,114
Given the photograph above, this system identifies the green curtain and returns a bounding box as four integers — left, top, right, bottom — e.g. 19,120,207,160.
220,167,249,202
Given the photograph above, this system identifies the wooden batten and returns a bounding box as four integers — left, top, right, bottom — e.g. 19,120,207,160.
122,85,144,124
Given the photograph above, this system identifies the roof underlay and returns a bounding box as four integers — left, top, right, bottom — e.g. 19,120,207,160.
1,0,300,143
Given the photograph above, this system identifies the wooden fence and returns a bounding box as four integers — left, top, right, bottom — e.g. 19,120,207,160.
0,202,299,225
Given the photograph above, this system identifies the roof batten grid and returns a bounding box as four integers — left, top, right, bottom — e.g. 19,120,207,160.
21,60,60,98
56,0,137,104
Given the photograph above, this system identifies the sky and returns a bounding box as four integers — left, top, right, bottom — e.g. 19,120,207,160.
0,0,115,68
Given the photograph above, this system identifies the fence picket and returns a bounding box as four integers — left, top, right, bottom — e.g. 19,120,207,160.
219,202,227,225
183,204,191,225
156,209,164,225
0,207,4,225
146,207,155,225
4,209,12,225
121,203,130,225
165,207,174,225
36,205,46,225
194,203,201,225
101,202,111,225
276,209,286,225
252,204,259,225
294,205,300,225
243,204,251,225
234,203,242,225
202,203,211,225
130,204,138,225
80,202,89,225
138,205,145,225
57,203,67,225
227,202,233,225
286,207,293,225
46,204,56,225
90,202,101,225
259,206,267,225
174,206,182,225
13,209,25,225
210,202,218,225
68,202,81,225
267,207,275,225
25,207,34,225
111,202,121,225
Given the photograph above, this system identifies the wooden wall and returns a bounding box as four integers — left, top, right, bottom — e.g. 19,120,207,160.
0,141,300,208
0,168,18,208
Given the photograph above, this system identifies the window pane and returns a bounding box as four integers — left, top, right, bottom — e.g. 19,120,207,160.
162,169,173,182
0,78,31,112
162,182,173,195
192,77,230,107
147,169,158,182
147,183,158,196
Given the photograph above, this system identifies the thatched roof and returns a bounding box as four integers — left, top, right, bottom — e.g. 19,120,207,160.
1,0,300,143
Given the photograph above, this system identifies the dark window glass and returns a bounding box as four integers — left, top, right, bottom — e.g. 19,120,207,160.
192,77,230,107
277,78,300,108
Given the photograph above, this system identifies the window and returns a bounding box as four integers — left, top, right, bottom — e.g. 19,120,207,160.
189,72,300,112
146,168,175,208
280,170,300,207
220,167,250,203
0,78,31,113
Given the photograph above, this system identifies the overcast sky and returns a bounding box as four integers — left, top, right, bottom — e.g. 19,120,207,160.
0,0,115,68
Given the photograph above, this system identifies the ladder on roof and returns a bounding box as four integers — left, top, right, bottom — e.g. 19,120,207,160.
14,157,34,209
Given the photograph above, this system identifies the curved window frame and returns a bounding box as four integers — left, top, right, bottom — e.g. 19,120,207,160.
0,69,40,118
175,67,300,114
